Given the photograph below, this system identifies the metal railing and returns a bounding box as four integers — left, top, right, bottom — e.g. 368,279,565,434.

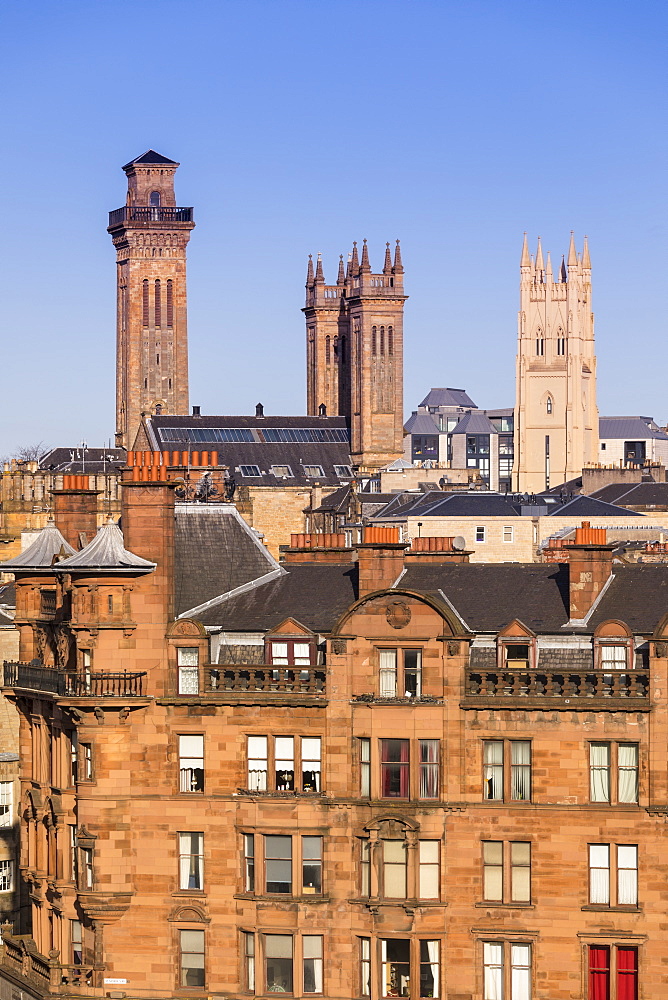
207,665,326,695
108,205,194,226
3,662,146,698
465,668,649,702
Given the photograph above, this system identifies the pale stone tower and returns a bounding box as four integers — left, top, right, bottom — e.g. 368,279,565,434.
108,151,195,448
304,240,407,470
513,233,599,492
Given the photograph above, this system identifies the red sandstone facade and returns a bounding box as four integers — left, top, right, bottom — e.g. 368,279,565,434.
2,464,668,998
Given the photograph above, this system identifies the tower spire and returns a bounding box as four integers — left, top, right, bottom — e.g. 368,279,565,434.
383,242,393,274
560,254,567,282
535,237,544,272
393,239,404,274
546,251,553,281
582,235,591,269
306,254,314,286
337,254,345,285
350,241,360,276
520,232,531,268
360,239,371,273
567,230,578,267
314,253,324,284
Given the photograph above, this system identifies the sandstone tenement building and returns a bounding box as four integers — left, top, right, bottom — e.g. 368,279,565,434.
0,459,667,997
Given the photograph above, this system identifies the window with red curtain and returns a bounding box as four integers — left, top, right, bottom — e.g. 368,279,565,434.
381,740,409,798
589,946,610,1000
616,948,638,1000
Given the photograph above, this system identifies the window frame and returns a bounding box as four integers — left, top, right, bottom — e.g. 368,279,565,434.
588,843,638,908
178,831,204,892
589,742,639,805
374,937,440,999
239,465,262,478
482,940,532,1000
482,841,531,905
0,859,13,893
179,928,205,989
245,735,322,793
266,638,316,667
483,740,532,802
177,647,200,696
587,944,638,1000
376,647,423,699
240,832,325,899
178,734,204,793
0,781,12,828
302,464,325,478
497,636,535,670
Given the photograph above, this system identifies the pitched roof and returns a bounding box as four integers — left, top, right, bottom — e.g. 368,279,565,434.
418,388,477,409
404,412,440,435
123,150,178,168
40,447,126,474
599,417,668,441
449,412,499,436
589,565,668,632
547,495,645,518
194,562,357,631
0,520,75,573
377,491,521,519
590,482,668,506
174,504,280,617
55,519,155,574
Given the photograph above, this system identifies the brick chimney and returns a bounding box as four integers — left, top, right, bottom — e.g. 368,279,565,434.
566,522,616,621
357,526,408,596
404,536,472,565
280,533,353,565
121,452,177,624
52,475,100,549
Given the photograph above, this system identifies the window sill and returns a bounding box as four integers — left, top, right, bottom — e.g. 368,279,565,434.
475,902,535,909
236,789,324,798
349,897,446,908
351,695,443,705
234,892,330,903
172,890,206,897
581,904,641,912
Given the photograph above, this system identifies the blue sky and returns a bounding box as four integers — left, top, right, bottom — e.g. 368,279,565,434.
0,0,665,455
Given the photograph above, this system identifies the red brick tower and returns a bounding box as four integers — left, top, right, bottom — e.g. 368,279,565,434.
304,241,407,471
108,151,195,449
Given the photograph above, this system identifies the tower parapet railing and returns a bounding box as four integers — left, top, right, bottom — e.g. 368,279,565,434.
108,206,194,227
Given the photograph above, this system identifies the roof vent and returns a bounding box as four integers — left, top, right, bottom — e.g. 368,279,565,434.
255,403,264,418
192,405,201,417
318,403,327,417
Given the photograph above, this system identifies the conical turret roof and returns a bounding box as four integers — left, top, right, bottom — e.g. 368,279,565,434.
54,518,156,574
0,519,75,574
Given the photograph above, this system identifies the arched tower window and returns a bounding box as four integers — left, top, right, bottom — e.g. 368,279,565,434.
380,326,385,355
142,280,149,327
149,191,161,207
535,333,544,356
557,332,566,356
166,280,174,327
325,336,331,364
154,280,161,328
546,396,553,414
388,326,394,356
372,327,377,356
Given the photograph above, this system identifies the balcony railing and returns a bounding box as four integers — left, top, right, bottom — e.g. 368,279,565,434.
108,206,194,227
464,668,649,706
3,662,146,698
206,664,326,696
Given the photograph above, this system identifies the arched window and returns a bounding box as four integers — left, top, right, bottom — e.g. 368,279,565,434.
372,327,377,356
325,336,331,364
149,191,161,207
380,326,385,356
388,326,394,356
546,396,553,414
154,280,161,327
536,336,544,357
142,280,149,327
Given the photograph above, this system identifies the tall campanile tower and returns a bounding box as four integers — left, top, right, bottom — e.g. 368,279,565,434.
108,151,195,448
514,233,599,491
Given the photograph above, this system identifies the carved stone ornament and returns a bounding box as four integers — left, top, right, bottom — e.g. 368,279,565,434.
55,627,72,669
171,620,202,637
331,639,348,655
385,601,411,630
655,642,668,658
447,641,460,657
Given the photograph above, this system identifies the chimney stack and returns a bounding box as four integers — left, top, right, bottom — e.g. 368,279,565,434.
357,526,407,596
404,536,472,564
566,522,616,621
52,475,101,550
280,532,353,565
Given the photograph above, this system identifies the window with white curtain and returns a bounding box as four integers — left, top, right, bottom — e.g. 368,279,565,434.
419,740,440,798
590,742,638,804
510,742,531,800
246,735,321,792
178,735,204,792
379,649,398,696
378,940,439,998
484,741,504,800
377,649,423,698
178,832,203,890
590,743,610,802
485,741,531,801
483,941,531,1000
618,745,638,803
360,938,370,996
599,643,629,669
303,935,323,993
589,844,638,906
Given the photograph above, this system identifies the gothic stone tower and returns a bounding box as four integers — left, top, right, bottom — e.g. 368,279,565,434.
513,233,599,492
108,151,195,448
304,240,407,470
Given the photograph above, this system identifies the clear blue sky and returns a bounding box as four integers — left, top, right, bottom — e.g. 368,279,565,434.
1,0,665,455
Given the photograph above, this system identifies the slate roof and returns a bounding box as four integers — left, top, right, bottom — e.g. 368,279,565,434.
589,565,668,632
376,491,522,519
123,150,178,168
547,495,645,518
400,562,570,632
590,482,668,506
194,562,357,632
450,412,499,436
0,583,15,610
418,388,477,409
0,520,75,573
141,415,352,488
55,520,155,574
40,447,126,474
599,417,668,441
404,413,441,435
174,504,280,617
312,484,351,513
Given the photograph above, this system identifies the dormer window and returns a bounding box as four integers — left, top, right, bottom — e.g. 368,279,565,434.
599,643,629,670
496,623,536,670
504,643,531,669
269,641,313,666
378,648,422,698
594,622,633,671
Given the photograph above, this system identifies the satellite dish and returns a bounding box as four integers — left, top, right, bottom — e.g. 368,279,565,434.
453,536,466,550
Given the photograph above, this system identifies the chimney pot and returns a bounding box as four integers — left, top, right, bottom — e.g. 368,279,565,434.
192,405,201,417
